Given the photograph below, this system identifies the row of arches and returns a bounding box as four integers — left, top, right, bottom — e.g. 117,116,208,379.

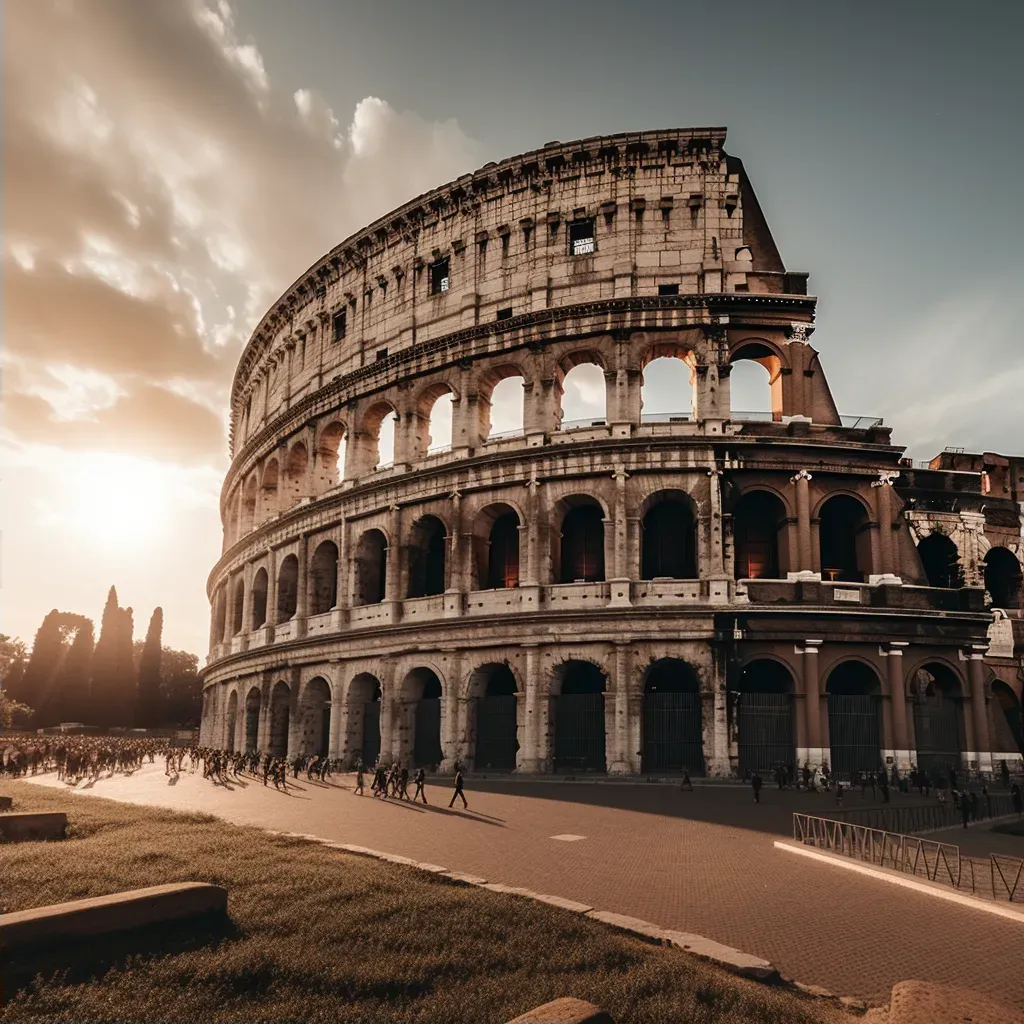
916,534,1022,608
227,343,787,543
214,659,1023,776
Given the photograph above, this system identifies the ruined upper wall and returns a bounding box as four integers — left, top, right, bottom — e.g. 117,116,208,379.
230,127,806,452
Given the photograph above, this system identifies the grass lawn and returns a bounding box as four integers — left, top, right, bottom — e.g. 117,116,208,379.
0,780,851,1024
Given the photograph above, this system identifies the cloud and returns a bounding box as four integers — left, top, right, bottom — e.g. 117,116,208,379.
2,0,483,464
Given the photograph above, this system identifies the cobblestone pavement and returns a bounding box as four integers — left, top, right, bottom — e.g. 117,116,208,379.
21,766,1024,1009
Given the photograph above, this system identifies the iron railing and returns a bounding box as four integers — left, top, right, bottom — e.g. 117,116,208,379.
792,812,1023,902
841,795,1015,835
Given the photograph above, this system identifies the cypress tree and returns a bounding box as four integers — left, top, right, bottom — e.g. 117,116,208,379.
89,586,120,727
115,606,137,727
20,610,64,723
136,608,163,727
57,618,95,724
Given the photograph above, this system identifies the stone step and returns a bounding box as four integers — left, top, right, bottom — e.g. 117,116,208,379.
506,997,614,1024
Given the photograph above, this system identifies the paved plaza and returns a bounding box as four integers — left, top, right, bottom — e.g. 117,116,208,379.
22,765,1024,1008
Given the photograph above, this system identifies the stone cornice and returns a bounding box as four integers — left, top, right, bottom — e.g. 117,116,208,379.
232,127,730,401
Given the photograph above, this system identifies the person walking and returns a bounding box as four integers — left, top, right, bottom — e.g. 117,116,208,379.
1011,782,1022,818
835,782,844,809
399,764,410,801
680,768,693,792
413,766,427,804
448,766,467,809
751,771,762,804
354,766,365,796
961,789,971,829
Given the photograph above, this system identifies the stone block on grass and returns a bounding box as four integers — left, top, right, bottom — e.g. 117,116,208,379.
0,811,66,842
506,996,614,1024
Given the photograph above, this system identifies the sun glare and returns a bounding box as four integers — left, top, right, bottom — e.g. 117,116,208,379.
61,453,171,549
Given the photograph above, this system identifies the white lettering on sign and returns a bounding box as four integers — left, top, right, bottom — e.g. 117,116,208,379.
572,238,595,256
834,588,861,603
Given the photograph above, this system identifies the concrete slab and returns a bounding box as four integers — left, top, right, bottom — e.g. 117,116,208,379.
520,892,593,914
441,871,489,885
0,883,227,952
0,795,13,811
660,929,778,982
888,979,1021,1024
505,997,614,1024
0,811,66,842
584,911,668,944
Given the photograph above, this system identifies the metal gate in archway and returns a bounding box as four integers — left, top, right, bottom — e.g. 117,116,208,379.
913,695,963,778
642,692,704,774
554,693,605,772
474,695,518,771
827,694,880,780
361,701,380,766
413,698,443,769
737,693,795,776
245,703,260,752
268,703,289,757
319,707,331,759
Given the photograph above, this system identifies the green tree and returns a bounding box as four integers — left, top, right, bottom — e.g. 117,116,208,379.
114,606,137,727
135,608,163,728
89,586,121,727
21,610,65,724
56,618,95,723
0,635,31,728
159,647,202,726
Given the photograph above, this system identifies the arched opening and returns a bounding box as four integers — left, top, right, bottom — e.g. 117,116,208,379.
552,661,606,773
984,547,1023,609
640,350,695,422
310,541,339,613
640,496,697,579
734,490,787,579
482,369,525,439
910,664,964,778
558,360,606,429
425,386,454,453
407,515,447,598
641,659,703,774
991,681,1023,755
225,690,238,753
825,662,881,780
729,344,781,421
259,459,279,521
282,442,309,508
347,673,382,768
917,533,964,589
472,503,520,590
240,475,257,535
299,677,332,758
558,498,605,583
277,553,299,622
244,687,260,752
736,660,795,776
353,529,387,606
404,668,443,769
470,663,519,771
231,576,245,635
315,421,346,491
251,567,268,629
819,495,871,583
268,681,290,757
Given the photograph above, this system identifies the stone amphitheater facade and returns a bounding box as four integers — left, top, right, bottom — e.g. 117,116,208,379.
201,127,1024,779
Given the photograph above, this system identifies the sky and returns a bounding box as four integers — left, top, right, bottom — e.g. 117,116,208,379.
3,0,1022,660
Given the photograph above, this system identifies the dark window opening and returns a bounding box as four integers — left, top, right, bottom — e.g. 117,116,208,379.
733,492,785,580
332,310,346,342
408,517,447,598
734,283,749,292
496,307,513,321
376,348,388,362
487,513,520,589
641,500,696,579
430,258,450,295
560,504,605,583
570,220,595,257
658,283,679,296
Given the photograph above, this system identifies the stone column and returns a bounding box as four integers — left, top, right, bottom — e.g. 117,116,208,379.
451,362,479,455
257,677,272,751
518,644,542,772
295,535,308,637
705,647,731,777
520,475,543,610
385,503,402,622
608,466,632,607
441,666,459,772
791,471,814,576
886,643,911,770
241,561,254,640
799,640,823,767
968,646,992,772
445,491,467,617
265,547,279,632
378,686,395,767
608,643,630,773
703,465,729,601
871,475,896,577
328,698,346,761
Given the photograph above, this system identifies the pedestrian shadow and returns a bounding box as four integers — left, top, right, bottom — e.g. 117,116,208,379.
427,804,505,827
167,774,179,786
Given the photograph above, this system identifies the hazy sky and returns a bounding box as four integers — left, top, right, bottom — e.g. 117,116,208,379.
3,0,1022,659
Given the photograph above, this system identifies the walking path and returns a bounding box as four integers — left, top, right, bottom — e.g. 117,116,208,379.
21,766,1024,1008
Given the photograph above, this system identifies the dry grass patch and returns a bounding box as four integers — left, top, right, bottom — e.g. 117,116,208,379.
0,780,850,1024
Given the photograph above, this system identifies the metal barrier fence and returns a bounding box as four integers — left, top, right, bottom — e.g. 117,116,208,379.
840,794,1015,835
792,812,1023,902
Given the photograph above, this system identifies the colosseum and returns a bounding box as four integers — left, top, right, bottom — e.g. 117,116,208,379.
200,127,1024,780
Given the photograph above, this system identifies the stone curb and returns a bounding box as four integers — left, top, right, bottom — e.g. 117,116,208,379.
774,839,1024,923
